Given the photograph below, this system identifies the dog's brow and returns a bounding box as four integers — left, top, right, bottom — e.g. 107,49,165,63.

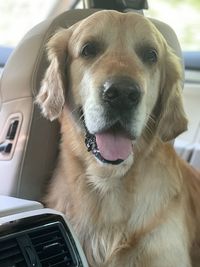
135,41,159,54
78,36,105,50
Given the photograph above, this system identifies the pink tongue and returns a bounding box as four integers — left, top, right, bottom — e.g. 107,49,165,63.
95,132,132,161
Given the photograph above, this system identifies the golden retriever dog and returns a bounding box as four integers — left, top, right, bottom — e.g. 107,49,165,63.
36,10,200,267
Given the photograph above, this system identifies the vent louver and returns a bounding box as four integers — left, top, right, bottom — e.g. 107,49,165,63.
0,238,26,267
29,224,76,267
0,214,83,267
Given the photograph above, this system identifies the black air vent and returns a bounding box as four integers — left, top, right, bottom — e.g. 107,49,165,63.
0,238,26,267
0,214,83,267
29,224,76,267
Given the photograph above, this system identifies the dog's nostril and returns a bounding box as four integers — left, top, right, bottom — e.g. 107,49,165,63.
104,86,119,100
129,90,141,104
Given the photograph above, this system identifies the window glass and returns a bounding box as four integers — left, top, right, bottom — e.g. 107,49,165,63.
1,0,199,51
75,1,83,8
0,0,57,47
145,0,200,51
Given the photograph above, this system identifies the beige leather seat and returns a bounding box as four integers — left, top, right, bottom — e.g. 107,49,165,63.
0,9,183,201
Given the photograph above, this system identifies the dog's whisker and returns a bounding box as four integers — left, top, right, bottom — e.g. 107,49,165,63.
70,106,81,116
69,106,85,124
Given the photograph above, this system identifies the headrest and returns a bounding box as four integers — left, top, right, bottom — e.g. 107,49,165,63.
1,9,183,105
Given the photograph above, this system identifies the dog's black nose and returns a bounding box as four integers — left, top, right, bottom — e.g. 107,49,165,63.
102,77,141,110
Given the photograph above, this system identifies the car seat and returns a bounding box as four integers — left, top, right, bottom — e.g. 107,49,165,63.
0,7,183,201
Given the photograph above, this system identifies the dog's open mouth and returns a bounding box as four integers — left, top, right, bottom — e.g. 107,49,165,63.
84,123,133,165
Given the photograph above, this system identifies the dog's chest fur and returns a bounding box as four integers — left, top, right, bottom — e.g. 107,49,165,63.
61,146,182,266
45,117,190,266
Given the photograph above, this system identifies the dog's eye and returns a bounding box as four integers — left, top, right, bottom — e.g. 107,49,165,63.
81,42,99,58
143,49,158,64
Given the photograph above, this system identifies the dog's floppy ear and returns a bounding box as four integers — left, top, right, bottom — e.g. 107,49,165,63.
156,46,188,141
36,29,72,121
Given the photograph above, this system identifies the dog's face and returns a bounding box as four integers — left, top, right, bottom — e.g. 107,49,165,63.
37,11,187,168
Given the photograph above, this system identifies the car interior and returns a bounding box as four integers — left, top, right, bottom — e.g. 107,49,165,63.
0,0,199,266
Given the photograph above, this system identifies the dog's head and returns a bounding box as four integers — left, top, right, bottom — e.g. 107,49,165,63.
36,11,187,167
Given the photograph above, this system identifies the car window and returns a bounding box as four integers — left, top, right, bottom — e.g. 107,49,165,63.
1,0,200,74
0,0,57,47
145,0,200,51
1,0,199,51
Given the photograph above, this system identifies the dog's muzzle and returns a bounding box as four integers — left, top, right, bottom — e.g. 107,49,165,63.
84,77,141,165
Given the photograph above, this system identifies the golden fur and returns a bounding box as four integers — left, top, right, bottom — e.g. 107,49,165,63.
36,11,200,267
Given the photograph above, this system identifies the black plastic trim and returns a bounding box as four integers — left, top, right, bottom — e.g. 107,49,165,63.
0,213,84,267
0,46,13,67
183,51,200,71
